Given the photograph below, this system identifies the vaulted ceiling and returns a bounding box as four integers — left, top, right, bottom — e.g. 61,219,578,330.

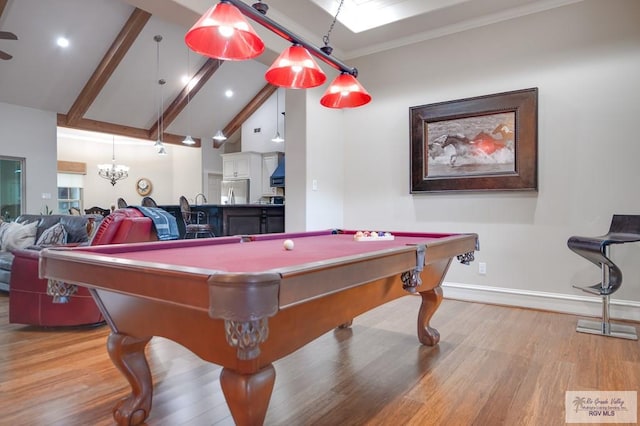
0,0,580,148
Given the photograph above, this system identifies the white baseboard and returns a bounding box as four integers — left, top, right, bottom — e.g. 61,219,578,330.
442,282,640,323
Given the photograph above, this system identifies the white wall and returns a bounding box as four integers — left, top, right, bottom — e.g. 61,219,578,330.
0,102,57,214
334,0,640,317
57,132,202,208
241,89,286,154
304,88,345,231
284,90,307,232
167,140,203,204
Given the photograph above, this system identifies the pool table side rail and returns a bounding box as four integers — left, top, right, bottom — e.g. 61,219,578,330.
39,249,218,312
39,232,478,315
273,233,478,308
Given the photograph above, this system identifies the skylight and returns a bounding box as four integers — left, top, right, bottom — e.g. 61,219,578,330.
311,0,471,33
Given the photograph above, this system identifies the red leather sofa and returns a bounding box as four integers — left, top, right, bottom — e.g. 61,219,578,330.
9,208,156,326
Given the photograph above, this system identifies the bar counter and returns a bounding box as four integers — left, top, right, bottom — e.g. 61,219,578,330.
158,204,285,238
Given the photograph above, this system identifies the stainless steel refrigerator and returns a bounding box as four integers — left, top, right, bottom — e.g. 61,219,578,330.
220,179,250,204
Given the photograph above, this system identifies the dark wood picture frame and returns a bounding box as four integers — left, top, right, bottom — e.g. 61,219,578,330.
410,88,538,193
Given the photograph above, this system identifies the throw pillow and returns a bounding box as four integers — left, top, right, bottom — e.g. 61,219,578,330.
0,221,21,251
3,221,38,252
0,222,10,251
36,222,68,246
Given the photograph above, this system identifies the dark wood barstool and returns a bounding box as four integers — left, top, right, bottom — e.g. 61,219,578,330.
117,197,128,209
84,206,111,217
141,197,158,208
179,196,214,238
567,214,640,340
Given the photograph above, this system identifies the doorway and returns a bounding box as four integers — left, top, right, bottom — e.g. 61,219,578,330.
0,156,25,220
206,172,223,205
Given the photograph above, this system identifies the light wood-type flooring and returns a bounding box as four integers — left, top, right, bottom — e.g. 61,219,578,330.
1,291,639,425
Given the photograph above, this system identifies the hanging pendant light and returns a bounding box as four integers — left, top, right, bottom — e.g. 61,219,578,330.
185,1,264,61
157,76,167,155
320,73,371,109
182,49,196,146
153,35,169,155
265,44,326,89
271,89,284,143
213,130,227,141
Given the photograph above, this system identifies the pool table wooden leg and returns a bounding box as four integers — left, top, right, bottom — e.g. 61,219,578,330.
107,333,153,426
220,364,276,426
417,286,443,346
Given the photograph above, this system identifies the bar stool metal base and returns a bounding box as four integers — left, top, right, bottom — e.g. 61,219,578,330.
576,319,638,340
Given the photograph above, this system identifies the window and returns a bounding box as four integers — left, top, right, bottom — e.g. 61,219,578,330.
57,173,84,214
0,156,25,221
57,186,82,214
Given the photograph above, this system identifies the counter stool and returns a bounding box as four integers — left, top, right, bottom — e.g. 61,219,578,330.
567,214,640,340
179,196,214,239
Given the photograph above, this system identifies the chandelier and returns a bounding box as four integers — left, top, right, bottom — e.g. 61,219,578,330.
98,136,129,186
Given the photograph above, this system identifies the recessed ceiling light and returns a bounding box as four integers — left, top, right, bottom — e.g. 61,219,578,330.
181,74,190,85
225,89,233,98
56,37,70,48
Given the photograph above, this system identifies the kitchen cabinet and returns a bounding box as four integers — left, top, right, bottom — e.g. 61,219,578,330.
262,152,284,196
222,152,261,179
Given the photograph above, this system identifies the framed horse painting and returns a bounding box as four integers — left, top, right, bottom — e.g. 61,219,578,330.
410,88,538,193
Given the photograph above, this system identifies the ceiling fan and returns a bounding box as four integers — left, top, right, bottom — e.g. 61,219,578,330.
0,30,17,60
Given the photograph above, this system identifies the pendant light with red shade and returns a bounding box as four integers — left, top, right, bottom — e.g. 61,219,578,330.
185,0,371,108
320,72,371,109
185,1,264,61
265,44,326,89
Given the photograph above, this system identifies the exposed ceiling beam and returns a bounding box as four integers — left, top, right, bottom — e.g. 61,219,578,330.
214,83,278,149
149,58,224,141
65,8,151,126
57,114,201,147
57,81,277,149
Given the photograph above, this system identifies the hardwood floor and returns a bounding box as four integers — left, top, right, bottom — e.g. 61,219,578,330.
1,291,639,425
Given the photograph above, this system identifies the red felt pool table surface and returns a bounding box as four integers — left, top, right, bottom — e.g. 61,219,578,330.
72,229,460,273
40,229,478,426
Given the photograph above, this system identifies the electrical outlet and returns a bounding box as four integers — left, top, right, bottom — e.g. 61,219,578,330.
478,262,487,275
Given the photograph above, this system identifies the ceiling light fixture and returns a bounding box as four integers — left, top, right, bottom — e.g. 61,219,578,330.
98,136,129,186
319,0,370,108
184,1,264,61
185,0,371,108
154,35,168,154
56,37,69,48
320,72,371,109
265,44,326,89
213,130,227,141
271,88,284,143
182,48,196,146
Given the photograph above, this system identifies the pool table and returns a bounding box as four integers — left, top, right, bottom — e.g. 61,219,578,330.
39,229,478,425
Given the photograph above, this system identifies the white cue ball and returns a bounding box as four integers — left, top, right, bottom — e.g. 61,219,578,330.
283,239,294,250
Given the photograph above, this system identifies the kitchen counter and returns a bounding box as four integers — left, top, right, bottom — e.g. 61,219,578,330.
157,204,284,238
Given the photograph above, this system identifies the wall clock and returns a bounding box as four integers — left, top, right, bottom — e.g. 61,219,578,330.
136,178,152,196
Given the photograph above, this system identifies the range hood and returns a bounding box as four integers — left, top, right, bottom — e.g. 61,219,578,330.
270,159,285,187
